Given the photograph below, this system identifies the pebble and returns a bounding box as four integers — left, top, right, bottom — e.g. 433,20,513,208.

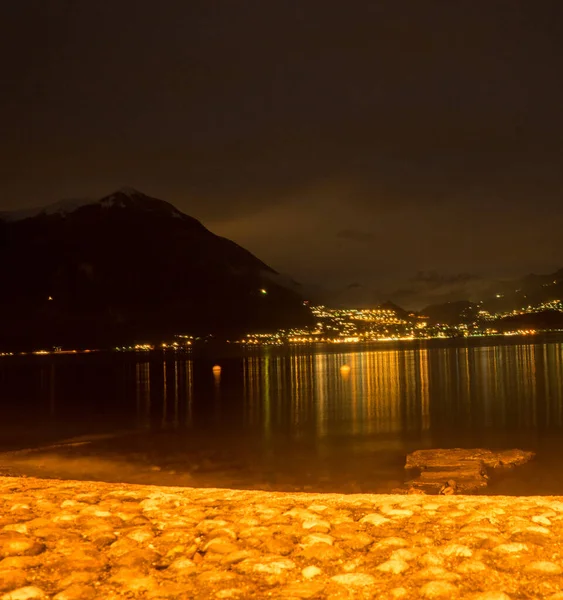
0,570,27,593
0,534,45,559
390,548,417,562
53,585,96,600
377,558,410,574
281,582,325,599
420,581,458,598
493,543,528,554
439,544,473,557
204,539,239,554
331,573,376,587
524,561,562,574
301,520,330,533
302,565,322,579
1,588,46,600
359,513,389,526
341,533,373,550
252,559,295,574
300,543,344,561
456,560,487,573
301,533,333,546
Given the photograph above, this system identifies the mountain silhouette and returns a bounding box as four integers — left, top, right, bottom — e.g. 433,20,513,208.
0,188,311,350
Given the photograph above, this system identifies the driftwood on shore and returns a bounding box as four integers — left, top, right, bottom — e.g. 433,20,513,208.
405,448,535,494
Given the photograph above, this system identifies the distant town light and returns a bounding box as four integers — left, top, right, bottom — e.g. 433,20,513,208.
259,288,268,295
47,296,53,301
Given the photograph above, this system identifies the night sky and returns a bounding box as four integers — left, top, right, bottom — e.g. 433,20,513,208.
2,1,563,305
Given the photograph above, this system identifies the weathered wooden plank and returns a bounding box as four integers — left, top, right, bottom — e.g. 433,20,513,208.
416,468,485,482
403,448,534,494
405,448,534,471
412,459,487,474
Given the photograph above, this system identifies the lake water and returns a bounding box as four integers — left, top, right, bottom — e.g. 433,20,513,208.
1,337,563,495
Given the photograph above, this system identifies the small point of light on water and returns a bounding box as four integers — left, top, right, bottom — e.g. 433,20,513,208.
340,364,351,374
212,365,221,373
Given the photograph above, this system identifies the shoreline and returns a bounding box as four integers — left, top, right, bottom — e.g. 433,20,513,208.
2,477,563,599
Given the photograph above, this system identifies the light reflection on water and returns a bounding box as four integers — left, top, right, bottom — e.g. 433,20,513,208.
1,340,563,493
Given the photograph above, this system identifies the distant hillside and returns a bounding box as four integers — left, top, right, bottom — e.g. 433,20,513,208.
480,269,563,313
492,310,563,332
421,300,480,325
376,301,410,319
0,189,311,350
417,268,563,325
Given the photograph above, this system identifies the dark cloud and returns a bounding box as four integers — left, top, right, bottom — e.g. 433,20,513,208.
1,0,563,297
387,272,496,310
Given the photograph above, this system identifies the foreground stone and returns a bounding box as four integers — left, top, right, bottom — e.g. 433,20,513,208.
1,477,563,599
405,448,535,494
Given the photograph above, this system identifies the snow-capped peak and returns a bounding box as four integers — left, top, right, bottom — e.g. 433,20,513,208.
0,188,185,222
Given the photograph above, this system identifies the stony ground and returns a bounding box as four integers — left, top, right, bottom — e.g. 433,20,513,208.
2,477,563,599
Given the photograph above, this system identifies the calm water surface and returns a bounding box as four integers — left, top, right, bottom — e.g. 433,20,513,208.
1,338,563,494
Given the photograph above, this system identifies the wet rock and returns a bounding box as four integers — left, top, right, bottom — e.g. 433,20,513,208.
1,587,46,600
341,533,373,550
377,558,410,574
262,537,295,556
221,550,258,565
90,532,117,549
299,543,344,561
331,573,376,587
0,534,45,559
57,572,98,589
204,538,239,555
215,589,244,599
196,520,230,534
111,548,161,568
0,557,42,570
281,582,325,598
417,567,460,581
302,565,322,579
420,581,458,598
301,533,333,547
302,519,331,533
109,568,159,592
438,544,473,557
251,558,296,575
371,537,408,551
74,494,100,505
0,570,27,593
197,570,236,583
166,558,197,572
360,513,389,526
456,560,487,573
53,585,96,600
390,548,417,562
208,528,237,541
524,561,562,574
492,543,528,554
125,527,155,543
